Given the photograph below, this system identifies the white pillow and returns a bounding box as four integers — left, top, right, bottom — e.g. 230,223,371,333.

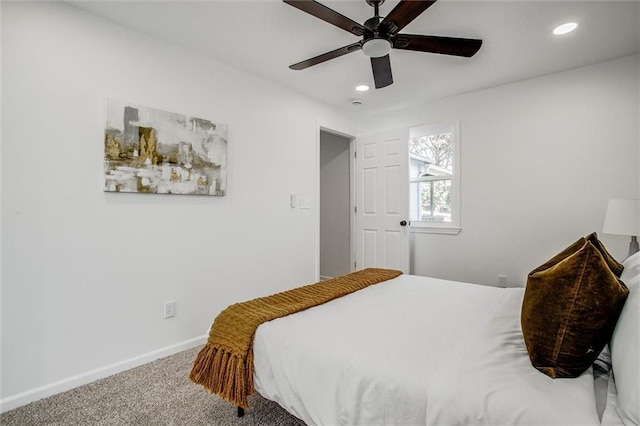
610,251,640,426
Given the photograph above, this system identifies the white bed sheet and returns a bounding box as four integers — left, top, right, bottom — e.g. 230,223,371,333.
253,274,601,425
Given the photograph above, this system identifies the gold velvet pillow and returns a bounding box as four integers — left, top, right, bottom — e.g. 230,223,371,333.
521,240,629,378
586,232,624,277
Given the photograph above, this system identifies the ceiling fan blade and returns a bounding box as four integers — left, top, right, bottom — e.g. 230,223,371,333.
393,34,482,57
283,0,366,36
380,0,437,34
290,42,362,70
371,55,393,89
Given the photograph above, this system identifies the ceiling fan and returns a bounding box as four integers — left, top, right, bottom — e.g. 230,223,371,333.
283,0,482,89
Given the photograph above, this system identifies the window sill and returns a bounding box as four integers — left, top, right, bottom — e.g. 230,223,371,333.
410,226,461,235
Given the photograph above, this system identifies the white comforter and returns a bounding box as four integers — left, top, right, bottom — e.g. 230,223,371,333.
253,274,601,425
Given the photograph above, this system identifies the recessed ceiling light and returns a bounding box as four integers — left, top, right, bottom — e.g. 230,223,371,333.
355,84,370,92
553,22,578,35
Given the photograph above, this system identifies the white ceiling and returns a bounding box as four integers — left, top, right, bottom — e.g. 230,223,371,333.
72,0,640,116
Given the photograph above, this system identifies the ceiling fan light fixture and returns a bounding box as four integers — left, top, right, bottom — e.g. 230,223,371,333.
362,38,392,58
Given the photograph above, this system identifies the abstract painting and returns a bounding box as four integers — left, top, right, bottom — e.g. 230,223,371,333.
103,99,228,196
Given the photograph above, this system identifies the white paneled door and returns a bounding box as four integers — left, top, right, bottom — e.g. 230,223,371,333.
355,128,410,273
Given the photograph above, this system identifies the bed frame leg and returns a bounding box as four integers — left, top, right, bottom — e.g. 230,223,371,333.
237,406,245,417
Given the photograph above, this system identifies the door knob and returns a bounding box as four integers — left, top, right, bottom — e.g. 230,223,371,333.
400,220,408,227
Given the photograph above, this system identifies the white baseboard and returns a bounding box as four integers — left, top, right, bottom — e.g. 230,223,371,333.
319,275,333,281
0,335,207,414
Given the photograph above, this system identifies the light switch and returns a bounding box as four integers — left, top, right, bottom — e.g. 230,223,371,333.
290,194,297,208
300,197,311,209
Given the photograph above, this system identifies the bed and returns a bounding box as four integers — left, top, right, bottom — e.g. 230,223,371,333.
192,236,639,426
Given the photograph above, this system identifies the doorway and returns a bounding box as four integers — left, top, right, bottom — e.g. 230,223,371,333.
319,129,354,280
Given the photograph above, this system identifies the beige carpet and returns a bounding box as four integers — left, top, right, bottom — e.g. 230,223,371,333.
1,347,305,425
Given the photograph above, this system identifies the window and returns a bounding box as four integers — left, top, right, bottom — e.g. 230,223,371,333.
409,122,460,234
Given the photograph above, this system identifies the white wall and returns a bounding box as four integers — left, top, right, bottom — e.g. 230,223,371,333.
320,131,351,278
0,1,355,408
358,55,640,287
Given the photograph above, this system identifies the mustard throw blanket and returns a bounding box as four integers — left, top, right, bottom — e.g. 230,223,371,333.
190,268,402,408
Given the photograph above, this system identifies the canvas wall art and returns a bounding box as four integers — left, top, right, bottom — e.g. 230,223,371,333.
104,99,228,196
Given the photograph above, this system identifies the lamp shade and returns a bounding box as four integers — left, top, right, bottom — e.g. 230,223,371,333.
603,199,640,236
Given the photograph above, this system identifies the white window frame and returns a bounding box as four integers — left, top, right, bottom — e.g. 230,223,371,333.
409,121,461,235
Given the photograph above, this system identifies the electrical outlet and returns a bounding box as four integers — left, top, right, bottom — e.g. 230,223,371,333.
498,275,507,287
164,301,175,319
